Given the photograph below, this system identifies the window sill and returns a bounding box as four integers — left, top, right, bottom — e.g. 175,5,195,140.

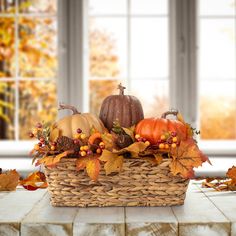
0,141,34,157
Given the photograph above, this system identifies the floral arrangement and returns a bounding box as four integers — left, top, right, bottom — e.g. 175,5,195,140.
30,84,210,181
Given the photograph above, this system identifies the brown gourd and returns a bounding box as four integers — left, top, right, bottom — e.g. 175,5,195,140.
99,83,144,131
50,103,106,141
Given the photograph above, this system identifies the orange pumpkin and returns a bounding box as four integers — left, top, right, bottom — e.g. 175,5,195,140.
135,110,188,145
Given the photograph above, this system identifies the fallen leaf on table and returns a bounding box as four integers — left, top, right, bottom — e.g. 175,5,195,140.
226,166,236,183
202,166,236,191
99,150,123,175
0,169,20,191
170,139,208,178
19,171,47,191
76,155,101,181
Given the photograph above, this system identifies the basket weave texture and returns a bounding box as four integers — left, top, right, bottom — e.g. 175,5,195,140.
45,158,189,207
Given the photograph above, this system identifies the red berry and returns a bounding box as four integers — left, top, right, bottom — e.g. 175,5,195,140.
167,138,172,144
36,122,42,128
77,128,82,133
87,150,93,155
73,139,79,144
29,132,34,138
137,138,143,142
38,142,42,147
171,131,177,137
39,137,44,143
52,142,57,146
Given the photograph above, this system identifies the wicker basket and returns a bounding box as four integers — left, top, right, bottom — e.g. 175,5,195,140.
44,157,189,207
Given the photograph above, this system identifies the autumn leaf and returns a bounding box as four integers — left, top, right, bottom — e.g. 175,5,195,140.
154,154,163,165
177,112,185,123
226,166,236,183
50,125,61,142
19,171,47,191
36,150,74,167
99,150,123,175
122,125,135,142
101,132,114,151
0,170,20,191
170,139,207,178
116,141,149,158
76,155,101,181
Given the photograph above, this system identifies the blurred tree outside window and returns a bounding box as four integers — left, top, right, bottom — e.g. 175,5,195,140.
0,0,58,140
199,0,236,139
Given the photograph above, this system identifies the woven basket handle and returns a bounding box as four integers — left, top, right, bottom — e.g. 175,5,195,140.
161,109,179,119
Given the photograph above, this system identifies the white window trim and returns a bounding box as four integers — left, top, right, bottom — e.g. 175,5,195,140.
1,0,236,160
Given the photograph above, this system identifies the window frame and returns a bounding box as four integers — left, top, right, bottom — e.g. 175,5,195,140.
1,0,236,158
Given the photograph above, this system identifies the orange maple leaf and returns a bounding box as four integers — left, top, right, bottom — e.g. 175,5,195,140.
76,155,101,181
226,166,236,183
0,170,20,191
170,139,207,178
19,171,47,191
36,150,74,167
99,150,124,175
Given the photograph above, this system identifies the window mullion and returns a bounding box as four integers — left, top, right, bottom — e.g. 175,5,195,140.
169,0,198,126
15,0,19,141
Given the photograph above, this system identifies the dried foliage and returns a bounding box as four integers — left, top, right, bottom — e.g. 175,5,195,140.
19,171,47,191
202,166,236,191
0,169,20,191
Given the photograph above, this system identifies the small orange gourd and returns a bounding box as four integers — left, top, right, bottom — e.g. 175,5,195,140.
135,110,188,145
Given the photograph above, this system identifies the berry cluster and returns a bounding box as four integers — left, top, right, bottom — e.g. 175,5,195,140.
30,123,55,151
73,128,87,142
134,131,179,150
158,131,179,149
134,134,150,146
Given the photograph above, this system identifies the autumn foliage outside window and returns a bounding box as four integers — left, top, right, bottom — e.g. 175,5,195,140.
0,0,236,141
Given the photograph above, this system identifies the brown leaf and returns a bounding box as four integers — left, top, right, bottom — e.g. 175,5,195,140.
170,139,207,178
122,125,135,142
0,170,20,191
76,155,101,181
226,166,236,182
99,150,123,175
36,150,74,167
19,171,47,191
116,142,149,158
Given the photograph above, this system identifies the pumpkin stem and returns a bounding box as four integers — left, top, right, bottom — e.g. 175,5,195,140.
118,83,126,95
58,103,80,115
161,109,179,119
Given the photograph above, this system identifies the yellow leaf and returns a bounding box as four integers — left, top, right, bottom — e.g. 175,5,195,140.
76,155,101,181
101,132,114,151
36,150,74,167
99,150,123,175
177,112,185,123
50,126,61,142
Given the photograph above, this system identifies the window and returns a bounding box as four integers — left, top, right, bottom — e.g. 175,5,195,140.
199,0,236,140
88,0,169,118
0,0,58,141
